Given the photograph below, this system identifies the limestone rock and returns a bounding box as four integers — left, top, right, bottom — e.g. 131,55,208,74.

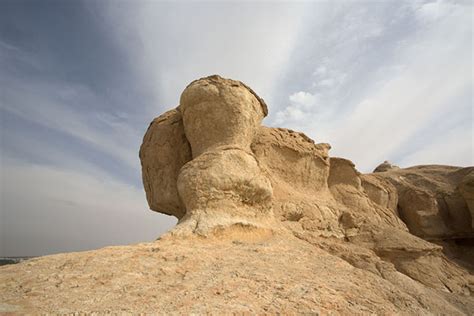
168,76,276,235
250,127,338,236
329,157,362,189
361,173,398,212
2,75,473,314
373,160,400,173
136,76,473,312
459,169,474,228
179,75,267,157
2,234,473,314
375,165,474,240
251,126,331,195
176,147,274,236
327,157,406,233
139,109,191,219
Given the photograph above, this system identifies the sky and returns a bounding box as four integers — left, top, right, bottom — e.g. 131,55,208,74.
0,0,472,257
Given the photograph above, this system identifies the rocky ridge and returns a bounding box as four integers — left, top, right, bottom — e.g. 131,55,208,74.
1,75,473,314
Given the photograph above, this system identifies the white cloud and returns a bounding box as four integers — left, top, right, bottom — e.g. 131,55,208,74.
313,66,327,77
413,0,461,23
275,91,320,124
289,91,317,108
269,1,472,172
101,2,311,109
275,106,305,124
317,78,336,88
328,2,471,170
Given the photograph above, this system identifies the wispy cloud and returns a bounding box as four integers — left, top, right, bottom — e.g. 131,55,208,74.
0,1,177,256
101,1,311,109
399,123,472,167
1,78,141,171
267,0,473,171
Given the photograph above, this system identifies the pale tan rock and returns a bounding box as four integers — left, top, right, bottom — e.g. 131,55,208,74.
1,234,473,314
139,109,191,219
175,147,275,236
328,157,407,232
329,157,362,189
361,174,398,212
250,127,341,236
373,160,400,173
161,76,276,236
6,75,472,313
251,126,331,195
375,165,474,240
179,75,267,158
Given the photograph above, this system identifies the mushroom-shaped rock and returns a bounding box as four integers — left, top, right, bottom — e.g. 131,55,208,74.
142,76,276,236
137,75,474,297
139,75,407,238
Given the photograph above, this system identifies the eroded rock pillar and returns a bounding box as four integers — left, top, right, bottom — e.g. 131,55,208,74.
174,76,275,235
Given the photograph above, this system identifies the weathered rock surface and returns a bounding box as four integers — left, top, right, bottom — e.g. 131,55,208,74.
459,169,474,228
373,160,400,173
139,109,191,219
371,165,474,240
1,75,473,314
1,233,473,314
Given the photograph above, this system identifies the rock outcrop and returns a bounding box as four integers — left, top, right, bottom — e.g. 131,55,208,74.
1,75,473,314
370,165,474,240
373,160,400,173
139,76,408,240
139,109,191,219
460,170,474,228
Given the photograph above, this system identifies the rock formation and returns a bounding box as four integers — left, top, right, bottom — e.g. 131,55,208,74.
371,165,474,240
373,160,400,172
1,75,473,314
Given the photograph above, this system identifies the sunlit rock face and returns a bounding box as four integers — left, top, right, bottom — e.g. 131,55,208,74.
1,75,473,314
140,76,276,235
139,109,191,219
139,75,473,244
140,75,405,237
139,76,474,301
373,160,400,173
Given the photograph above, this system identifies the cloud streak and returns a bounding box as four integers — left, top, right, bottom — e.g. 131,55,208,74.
102,1,311,109
268,0,473,171
1,78,140,171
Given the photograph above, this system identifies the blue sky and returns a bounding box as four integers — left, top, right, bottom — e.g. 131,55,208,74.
0,0,472,256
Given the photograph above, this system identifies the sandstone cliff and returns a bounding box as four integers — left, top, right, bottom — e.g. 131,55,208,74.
1,75,473,314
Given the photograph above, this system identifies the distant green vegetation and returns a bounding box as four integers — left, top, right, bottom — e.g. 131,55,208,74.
0,257,33,266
